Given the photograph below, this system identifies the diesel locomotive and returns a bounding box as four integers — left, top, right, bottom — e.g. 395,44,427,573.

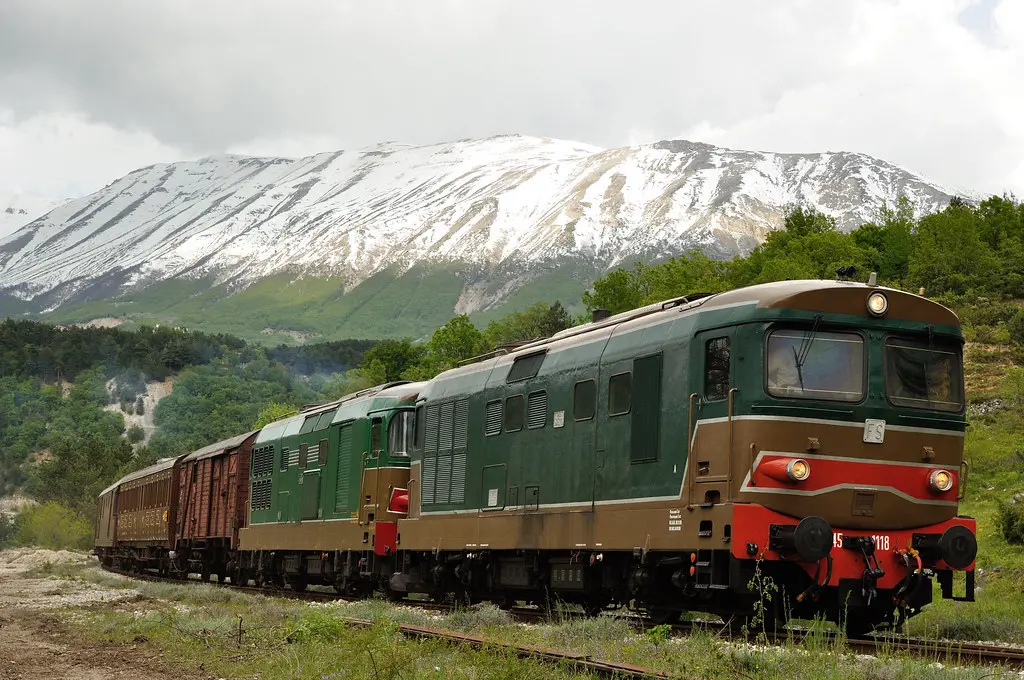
94,276,977,635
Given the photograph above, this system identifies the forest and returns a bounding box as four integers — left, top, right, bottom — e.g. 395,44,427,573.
2,192,1024,548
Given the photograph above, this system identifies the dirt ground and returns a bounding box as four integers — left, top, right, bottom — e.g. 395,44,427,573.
0,549,179,680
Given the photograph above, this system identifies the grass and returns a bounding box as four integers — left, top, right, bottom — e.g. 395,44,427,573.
40,563,1015,680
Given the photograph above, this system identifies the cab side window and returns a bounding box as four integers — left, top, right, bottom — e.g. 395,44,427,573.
705,337,730,401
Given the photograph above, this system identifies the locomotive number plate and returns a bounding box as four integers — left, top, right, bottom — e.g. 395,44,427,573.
833,531,891,551
863,419,886,444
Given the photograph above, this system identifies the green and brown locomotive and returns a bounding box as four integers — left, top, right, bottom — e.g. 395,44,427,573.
390,277,976,634
94,276,977,635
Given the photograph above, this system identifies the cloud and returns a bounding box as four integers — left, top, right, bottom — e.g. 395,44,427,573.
0,110,185,197
0,0,1021,199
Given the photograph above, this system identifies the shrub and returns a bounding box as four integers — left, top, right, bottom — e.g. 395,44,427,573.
15,501,93,550
135,396,145,415
1009,310,1024,346
0,513,15,548
996,498,1024,545
127,425,145,443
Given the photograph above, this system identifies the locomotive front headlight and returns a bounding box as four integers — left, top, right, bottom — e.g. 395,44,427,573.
929,469,953,493
867,291,888,317
786,459,810,482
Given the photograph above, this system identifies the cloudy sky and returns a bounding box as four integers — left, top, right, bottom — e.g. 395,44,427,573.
0,0,1021,200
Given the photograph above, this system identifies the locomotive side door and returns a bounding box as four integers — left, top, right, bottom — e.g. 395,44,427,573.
688,328,736,506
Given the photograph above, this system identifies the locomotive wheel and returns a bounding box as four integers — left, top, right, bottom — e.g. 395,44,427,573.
842,612,877,639
287,576,308,593
647,607,683,625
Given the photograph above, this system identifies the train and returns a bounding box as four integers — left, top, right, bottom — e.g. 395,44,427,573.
93,277,978,636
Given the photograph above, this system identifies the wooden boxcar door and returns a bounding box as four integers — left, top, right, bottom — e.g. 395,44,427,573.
688,329,736,508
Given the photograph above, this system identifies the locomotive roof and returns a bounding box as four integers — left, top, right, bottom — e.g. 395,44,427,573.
532,279,957,352
434,279,959,386
184,430,258,462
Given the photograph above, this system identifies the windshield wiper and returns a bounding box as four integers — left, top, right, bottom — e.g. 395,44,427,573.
792,346,806,392
793,314,823,391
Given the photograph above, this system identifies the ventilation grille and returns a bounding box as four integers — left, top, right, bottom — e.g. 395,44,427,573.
454,400,469,448
451,452,467,503
421,456,436,505
485,400,502,436
251,479,272,511
527,391,547,429
252,446,275,477
436,454,451,504
334,426,352,514
425,405,439,453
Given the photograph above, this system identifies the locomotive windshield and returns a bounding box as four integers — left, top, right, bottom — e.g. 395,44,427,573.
388,410,415,457
884,336,964,412
766,329,864,402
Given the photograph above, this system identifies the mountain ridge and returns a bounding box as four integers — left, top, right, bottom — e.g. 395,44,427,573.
0,134,959,336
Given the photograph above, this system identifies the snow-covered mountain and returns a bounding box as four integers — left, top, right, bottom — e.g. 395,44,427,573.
0,193,64,241
0,134,955,314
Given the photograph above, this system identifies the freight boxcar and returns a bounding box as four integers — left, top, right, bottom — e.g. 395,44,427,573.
236,382,423,594
172,431,258,582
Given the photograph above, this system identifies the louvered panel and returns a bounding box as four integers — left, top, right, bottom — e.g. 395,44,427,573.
485,400,502,436
287,447,299,467
335,425,352,514
439,402,454,451
421,454,436,504
425,405,440,453
251,480,272,510
453,399,469,449
436,453,452,505
527,391,547,429
451,452,466,503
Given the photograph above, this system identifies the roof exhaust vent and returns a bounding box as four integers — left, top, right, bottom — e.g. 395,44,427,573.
867,272,878,287
592,309,612,323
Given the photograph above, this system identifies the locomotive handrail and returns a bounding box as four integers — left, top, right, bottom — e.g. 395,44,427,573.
959,459,970,501
687,392,698,509
727,387,738,501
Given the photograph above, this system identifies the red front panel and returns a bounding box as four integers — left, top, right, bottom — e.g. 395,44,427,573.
731,504,976,591
745,452,959,505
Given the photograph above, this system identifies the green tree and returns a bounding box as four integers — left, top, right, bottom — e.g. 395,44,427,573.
425,315,484,368
253,402,299,429
907,204,999,296
482,301,572,347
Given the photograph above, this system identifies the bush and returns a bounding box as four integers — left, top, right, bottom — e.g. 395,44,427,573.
126,425,145,443
996,498,1024,545
15,501,93,550
135,396,145,415
0,513,15,548
1009,310,1024,346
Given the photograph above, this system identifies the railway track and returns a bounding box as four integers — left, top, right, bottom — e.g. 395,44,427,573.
97,563,1024,674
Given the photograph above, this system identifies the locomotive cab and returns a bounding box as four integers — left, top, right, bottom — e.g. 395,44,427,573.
687,279,977,633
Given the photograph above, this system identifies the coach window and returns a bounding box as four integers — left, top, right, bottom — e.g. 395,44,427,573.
766,329,864,402
388,410,415,457
370,418,384,455
609,372,632,416
705,337,731,401
573,380,596,421
504,395,524,432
